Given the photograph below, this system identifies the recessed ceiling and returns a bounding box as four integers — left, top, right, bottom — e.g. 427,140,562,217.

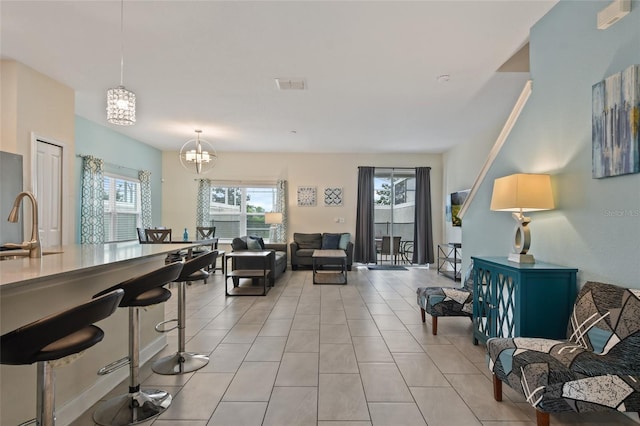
0,1,557,154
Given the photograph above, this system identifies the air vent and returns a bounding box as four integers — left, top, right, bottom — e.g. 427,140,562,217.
275,78,306,90
597,0,630,30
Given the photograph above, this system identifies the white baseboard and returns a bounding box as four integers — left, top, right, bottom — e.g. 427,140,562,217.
57,336,167,426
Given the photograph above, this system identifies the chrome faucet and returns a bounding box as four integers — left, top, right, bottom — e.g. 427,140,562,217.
5,191,42,258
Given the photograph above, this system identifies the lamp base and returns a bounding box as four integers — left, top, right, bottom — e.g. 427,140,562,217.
508,253,535,264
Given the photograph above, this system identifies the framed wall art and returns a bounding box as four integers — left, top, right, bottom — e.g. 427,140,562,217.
592,64,640,178
297,186,316,206
324,187,343,206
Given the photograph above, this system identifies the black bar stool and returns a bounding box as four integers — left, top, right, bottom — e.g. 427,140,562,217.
92,262,183,426
0,289,124,426
152,251,218,375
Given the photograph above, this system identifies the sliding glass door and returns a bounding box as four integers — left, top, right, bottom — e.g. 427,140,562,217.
374,168,416,264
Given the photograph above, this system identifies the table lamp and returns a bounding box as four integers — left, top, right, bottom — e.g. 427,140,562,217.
490,174,554,263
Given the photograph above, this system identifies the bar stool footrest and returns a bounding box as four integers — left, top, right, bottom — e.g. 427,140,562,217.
97,356,130,375
93,389,172,426
154,318,178,333
151,352,210,375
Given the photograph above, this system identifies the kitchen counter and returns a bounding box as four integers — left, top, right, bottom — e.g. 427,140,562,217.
0,241,201,426
0,241,196,291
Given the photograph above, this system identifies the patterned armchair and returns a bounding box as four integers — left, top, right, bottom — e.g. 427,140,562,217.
416,269,473,335
487,281,640,426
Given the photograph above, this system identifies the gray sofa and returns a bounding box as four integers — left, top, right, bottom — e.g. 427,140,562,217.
230,236,287,285
290,232,353,271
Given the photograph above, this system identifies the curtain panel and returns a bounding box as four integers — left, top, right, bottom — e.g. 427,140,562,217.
80,155,105,244
354,166,376,263
275,180,288,243
196,179,211,227
413,166,434,264
138,170,152,229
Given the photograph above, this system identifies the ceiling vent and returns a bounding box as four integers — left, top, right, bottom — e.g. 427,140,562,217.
597,0,631,30
275,78,306,90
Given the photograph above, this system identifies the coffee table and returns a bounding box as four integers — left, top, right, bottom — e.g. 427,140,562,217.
312,249,347,285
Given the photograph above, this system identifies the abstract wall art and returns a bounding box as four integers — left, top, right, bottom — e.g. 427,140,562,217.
324,187,343,206
592,64,640,178
297,186,316,206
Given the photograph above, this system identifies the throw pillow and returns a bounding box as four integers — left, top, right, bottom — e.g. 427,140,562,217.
247,236,264,250
246,237,262,250
338,233,351,250
321,233,341,249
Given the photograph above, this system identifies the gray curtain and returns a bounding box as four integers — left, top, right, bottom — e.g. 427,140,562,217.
138,170,152,229
412,166,434,264
354,166,376,263
80,155,105,244
275,180,288,243
196,179,211,227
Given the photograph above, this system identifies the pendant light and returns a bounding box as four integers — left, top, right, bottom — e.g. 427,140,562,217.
107,0,136,125
179,130,217,175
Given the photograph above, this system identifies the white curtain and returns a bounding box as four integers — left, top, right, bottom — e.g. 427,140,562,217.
80,155,105,244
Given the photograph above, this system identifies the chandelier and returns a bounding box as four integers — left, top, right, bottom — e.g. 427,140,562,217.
106,0,136,126
179,130,217,174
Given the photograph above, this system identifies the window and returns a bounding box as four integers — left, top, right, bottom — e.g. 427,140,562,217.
103,174,141,242
210,185,277,240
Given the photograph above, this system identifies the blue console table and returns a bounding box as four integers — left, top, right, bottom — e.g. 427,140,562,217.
472,256,577,345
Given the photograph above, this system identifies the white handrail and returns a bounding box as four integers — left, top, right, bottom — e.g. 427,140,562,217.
458,80,533,219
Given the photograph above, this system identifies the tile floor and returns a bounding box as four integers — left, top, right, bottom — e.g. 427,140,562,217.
72,266,637,426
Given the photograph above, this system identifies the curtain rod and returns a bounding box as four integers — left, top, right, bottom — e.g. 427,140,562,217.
76,154,141,173
358,166,430,171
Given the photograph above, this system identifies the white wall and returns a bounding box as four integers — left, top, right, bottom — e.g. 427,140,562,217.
461,1,640,287
162,151,443,256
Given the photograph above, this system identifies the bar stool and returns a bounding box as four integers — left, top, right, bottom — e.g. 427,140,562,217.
92,262,183,426
0,289,124,426
152,251,218,375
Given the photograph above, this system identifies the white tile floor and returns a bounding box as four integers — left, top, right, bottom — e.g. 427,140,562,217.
72,266,638,426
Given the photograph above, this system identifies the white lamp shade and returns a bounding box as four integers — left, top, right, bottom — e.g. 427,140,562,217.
265,212,283,225
490,174,554,212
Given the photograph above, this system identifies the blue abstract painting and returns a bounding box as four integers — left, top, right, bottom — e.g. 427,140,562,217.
592,64,640,178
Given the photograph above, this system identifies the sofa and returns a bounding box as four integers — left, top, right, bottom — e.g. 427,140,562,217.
230,236,287,285
290,233,353,271
487,281,640,426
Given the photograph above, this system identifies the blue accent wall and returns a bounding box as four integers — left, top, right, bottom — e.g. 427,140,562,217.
74,116,163,242
463,0,640,287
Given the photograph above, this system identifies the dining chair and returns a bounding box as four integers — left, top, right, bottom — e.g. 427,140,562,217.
136,227,148,243
145,228,172,243
377,236,401,264
196,226,216,239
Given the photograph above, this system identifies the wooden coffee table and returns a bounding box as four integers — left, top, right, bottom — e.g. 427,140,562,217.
312,249,347,285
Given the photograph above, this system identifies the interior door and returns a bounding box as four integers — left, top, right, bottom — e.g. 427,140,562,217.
35,140,63,248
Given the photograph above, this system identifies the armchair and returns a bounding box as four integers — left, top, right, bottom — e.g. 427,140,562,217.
487,281,640,426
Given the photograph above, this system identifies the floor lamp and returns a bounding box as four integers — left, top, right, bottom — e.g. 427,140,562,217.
265,212,283,243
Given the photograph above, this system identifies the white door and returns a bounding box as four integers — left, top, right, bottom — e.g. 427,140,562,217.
35,140,63,248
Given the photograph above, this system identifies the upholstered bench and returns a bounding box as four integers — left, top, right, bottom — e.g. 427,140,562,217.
487,281,640,426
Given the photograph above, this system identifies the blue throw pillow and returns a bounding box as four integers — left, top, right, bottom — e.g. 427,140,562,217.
338,233,351,250
321,233,341,249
